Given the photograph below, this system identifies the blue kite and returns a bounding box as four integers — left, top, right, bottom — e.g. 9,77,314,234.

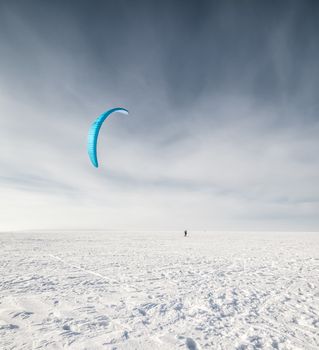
87,107,129,168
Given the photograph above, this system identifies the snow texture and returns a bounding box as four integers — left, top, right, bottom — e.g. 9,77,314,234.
0,231,318,349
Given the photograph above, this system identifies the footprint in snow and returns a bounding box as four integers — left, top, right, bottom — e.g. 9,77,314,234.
0,323,19,330
186,337,200,350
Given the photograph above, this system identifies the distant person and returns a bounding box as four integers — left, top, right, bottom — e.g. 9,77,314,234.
184,230,188,237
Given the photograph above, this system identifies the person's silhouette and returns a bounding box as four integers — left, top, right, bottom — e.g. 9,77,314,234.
184,230,188,237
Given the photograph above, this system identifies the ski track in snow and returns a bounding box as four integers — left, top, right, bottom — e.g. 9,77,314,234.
0,231,318,349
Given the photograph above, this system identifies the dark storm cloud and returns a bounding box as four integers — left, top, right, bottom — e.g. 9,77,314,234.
0,0,319,230
2,0,319,113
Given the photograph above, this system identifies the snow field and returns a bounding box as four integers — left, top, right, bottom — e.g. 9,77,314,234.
0,231,318,349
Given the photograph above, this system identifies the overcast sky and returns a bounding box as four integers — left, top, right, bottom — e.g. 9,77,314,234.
1,0,319,231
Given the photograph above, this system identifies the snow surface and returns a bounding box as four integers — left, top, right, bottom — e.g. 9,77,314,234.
0,231,318,350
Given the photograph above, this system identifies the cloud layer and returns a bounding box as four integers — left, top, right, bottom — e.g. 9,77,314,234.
1,0,318,230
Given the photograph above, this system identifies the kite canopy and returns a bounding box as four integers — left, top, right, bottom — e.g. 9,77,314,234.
87,107,129,168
